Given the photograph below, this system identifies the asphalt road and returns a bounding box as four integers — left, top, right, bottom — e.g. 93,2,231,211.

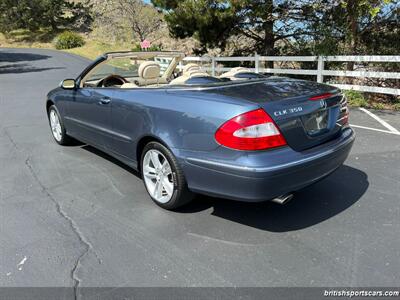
0,49,399,295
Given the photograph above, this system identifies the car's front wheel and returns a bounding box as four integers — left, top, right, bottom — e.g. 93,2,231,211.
141,142,194,210
48,105,72,145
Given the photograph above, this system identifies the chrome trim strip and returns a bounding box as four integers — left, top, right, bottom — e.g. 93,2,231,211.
186,130,355,173
64,116,132,141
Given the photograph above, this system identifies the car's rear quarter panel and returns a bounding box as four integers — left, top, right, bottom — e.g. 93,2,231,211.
111,88,258,158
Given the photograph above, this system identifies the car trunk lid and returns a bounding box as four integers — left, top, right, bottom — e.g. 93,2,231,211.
261,91,346,151
200,78,347,151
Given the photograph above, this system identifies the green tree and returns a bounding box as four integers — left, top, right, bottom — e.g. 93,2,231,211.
89,0,164,43
115,0,164,41
0,0,42,32
360,4,399,55
308,0,398,84
0,0,92,33
152,0,314,59
310,0,397,56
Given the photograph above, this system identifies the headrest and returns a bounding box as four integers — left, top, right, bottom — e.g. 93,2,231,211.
183,63,200,75
169,70,210,85
186,70,210,78
220,67,251,78
138,61,160,80
230,67,251,73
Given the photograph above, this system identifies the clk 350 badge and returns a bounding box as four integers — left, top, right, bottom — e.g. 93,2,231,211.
274,106,303,117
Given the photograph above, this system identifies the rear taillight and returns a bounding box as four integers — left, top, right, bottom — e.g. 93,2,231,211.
215,109,287,150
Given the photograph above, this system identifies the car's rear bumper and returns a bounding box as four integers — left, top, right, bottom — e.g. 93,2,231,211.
175,128,355,202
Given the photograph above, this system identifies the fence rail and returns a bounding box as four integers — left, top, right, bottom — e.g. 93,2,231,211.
182,55,399,96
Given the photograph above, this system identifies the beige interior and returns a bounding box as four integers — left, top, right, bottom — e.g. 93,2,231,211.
182,63,200,75
219,67,251,80
139,61,160,79
133,61,162,86
121,82,138,89
170,64,210,85
122,61,167,88
80,51,184,88
81,53,257,88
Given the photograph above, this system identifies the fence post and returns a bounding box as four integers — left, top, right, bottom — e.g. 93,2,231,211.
255,53,260,73
211,57,216,76
317,56,324,83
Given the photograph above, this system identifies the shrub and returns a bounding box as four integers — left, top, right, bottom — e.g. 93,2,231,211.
371,102,386,110
393,103,400,111
54,31,85,49
344,90,368,107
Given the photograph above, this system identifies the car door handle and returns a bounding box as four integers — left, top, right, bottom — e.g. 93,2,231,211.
99,97,111,105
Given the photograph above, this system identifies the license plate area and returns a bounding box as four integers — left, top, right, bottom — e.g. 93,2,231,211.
301,109,329,136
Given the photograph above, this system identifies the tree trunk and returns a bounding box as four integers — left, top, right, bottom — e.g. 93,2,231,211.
345,0,359,84
261,0,274,68
50,15,58,31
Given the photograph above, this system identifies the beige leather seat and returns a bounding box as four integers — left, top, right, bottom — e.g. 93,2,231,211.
182,63,200,75
135,61,161,86
220,67,251,80
170,66,210,85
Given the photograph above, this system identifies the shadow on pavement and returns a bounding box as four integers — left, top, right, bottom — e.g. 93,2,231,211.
180,165,368,232
0,63,65,74
82,145,141,177
80,144,368,232
0,52,63,74
0,52,51,63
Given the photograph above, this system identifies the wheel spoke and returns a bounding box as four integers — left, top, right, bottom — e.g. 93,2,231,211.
162,177,173,196
144,172,157,180
144,163,156,173
154,180,163,198
150,151,161,169
162,161,171,175
50,112,56,124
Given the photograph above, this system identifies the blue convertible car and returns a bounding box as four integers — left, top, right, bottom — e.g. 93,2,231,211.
46,51,354,209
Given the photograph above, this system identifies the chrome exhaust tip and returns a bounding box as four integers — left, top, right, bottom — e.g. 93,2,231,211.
271,193,294,205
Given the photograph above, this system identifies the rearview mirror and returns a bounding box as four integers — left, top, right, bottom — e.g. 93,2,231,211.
60,79,76,89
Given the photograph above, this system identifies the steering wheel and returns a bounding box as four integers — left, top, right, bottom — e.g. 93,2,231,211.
100,74,128,87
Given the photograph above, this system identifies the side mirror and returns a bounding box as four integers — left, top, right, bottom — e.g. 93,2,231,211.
60,79,76,89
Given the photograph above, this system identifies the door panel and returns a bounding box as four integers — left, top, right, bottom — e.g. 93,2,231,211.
66,87,114,148
109,90,150,162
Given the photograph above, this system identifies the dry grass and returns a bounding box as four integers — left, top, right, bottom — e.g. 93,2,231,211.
0,30,53,49
0,30,132,60
64,40,132,60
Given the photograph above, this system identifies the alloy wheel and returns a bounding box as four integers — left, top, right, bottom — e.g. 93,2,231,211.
143,149,174,203
49,110,62,142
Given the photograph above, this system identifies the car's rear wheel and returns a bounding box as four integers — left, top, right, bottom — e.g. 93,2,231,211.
48,105,72,145
141,142,193,210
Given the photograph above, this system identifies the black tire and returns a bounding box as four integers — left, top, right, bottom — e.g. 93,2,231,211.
47,105,72,146
141,141,194,210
